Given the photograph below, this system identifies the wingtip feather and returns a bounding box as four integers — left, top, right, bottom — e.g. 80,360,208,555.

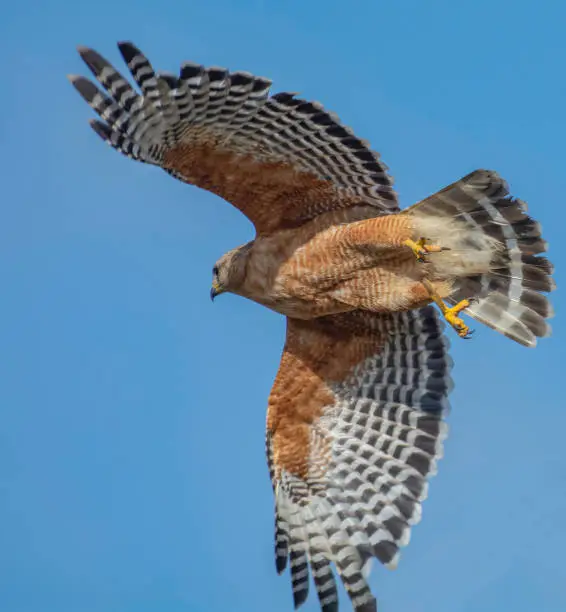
89,118,111,142
76,45,105,69
355,599,378,612
276,556,288,575
68,75,97,98
117,40,141,64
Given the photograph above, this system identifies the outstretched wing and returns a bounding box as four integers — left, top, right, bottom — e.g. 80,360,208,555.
68,42,398,235
266,307,452,612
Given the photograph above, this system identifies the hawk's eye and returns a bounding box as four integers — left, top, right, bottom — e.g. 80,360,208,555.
212,265,219,277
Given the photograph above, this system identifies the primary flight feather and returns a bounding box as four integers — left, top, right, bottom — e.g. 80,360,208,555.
68,41,555,612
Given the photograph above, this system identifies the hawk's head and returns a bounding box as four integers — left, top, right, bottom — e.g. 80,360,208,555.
210,242,252,301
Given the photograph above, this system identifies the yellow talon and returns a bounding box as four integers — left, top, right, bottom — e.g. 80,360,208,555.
444,299,473,339
422,280,475,340
404,237,444,262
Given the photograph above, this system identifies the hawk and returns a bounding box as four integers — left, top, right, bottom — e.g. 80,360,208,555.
69,42,555,612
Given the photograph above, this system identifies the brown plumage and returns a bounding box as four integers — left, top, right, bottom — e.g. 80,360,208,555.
69,41,555,612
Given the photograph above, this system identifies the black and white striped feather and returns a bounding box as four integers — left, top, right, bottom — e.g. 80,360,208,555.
411,169,555,347
68,42,397,212
268,307,452,611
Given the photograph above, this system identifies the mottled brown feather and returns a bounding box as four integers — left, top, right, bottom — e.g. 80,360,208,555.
267,314,388,480
164,144,364,235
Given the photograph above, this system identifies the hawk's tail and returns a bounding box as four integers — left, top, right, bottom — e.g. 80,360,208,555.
408,169,555,347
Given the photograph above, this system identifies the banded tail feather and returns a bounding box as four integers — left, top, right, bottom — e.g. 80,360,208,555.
410,169,555,347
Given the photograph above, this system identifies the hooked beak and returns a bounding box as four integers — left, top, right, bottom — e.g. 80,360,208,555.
210,281,222,302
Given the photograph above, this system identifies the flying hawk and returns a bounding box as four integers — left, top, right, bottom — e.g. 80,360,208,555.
69,42,555,612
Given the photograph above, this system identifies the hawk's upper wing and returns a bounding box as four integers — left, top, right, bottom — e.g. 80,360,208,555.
69,42,398,235
267,307,452,612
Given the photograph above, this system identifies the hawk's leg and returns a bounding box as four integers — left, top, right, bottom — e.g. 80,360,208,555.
403,237,446,262
422,279,474,339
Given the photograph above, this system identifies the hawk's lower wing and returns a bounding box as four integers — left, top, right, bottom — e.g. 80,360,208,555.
266,308,453,612
69,42,398,235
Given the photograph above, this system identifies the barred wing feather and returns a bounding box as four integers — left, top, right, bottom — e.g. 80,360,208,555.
266,307,452,611
68,42,398,234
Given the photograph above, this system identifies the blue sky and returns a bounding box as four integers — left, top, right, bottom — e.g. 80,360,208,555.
1,1,565,611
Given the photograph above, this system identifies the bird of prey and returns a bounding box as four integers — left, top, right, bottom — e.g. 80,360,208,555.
69,42,555,612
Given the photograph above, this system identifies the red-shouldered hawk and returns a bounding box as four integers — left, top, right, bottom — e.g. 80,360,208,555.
69,42,555,612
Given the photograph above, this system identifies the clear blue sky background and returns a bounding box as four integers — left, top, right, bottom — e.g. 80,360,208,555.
1,1,565,611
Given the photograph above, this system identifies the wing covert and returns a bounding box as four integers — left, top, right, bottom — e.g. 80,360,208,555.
69,42,398,234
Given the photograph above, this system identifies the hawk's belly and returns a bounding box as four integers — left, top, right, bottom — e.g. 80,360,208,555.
240,215,450,319
248,263,436,320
